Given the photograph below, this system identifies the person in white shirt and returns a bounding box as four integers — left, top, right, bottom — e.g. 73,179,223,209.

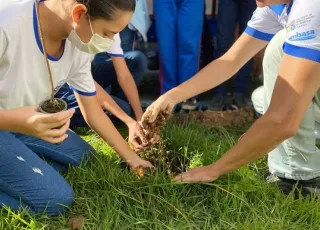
0,0,152,215
143,0,320,197
120,0,151,52
56,33,149,152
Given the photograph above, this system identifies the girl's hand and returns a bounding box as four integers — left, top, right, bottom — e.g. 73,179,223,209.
128,156,154,170
127,120,149,152
13,106,75,143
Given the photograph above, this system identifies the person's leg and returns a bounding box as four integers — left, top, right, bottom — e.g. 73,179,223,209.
176,0,203,85
232,0,257,108
154,0,178,94
0,131,75,215
251,86,264,115
314,101,320,142
260,29,320,197
210,0,238,111
119,26,135,53
15,130,96,171
200,3,214,69
176,0,203,111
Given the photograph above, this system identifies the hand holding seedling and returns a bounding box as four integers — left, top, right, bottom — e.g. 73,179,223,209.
13,106,75,144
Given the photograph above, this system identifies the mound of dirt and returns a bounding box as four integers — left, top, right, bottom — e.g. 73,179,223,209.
138,110,188,177
142,110,172,147
138,146,189,177
173,107,254,127
136,108,254,178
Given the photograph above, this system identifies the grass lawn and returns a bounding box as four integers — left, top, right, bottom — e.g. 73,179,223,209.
1,122,320,230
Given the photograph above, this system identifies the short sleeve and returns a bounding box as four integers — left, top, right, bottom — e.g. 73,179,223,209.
283,0,320,63
0,27,8,60
244,7,283,42
66,53,96,96
106,33,124,57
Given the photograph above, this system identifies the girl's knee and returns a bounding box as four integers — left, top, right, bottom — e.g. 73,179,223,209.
65,130,97,166
36,180,75,216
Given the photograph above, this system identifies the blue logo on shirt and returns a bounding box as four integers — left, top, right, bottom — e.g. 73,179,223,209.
288,30,317,41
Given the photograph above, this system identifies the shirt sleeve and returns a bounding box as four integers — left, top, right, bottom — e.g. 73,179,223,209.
66,53,96,96
244,7,283,42
106,33,124,57
283,0,320,63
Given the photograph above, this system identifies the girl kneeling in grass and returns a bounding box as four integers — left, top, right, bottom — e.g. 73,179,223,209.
0,0,152,215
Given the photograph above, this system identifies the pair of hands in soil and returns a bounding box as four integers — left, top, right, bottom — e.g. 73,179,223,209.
16,104,220,183
135,97,220,183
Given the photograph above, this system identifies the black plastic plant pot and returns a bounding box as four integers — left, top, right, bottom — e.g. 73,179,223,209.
38,98,68,145
39,98,67,114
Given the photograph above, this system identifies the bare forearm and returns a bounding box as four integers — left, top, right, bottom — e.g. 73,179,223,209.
0,110,14,131
166,34,267,104
0,109,25,132
118,76,143,121
212,115,288,177
95,83,134,125
168,58,239,104
77,94,139,162
86,107,139,162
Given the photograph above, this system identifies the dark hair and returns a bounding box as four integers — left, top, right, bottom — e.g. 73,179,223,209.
76,0,136,20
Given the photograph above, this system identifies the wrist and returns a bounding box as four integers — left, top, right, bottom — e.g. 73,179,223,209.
124,153,141,167
165,89,181,105
135,109,143,121
124,117,136,127
0,109,20,132
208,163,222,179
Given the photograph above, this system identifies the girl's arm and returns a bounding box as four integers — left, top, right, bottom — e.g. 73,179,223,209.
74,92,152,169
94,81,148,152
95,81,135,125
112,57,144,121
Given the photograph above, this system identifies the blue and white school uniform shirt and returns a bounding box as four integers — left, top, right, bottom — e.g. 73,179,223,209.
0,0,97,110
106,33,124,57
245,0,320,63
90,33,124,69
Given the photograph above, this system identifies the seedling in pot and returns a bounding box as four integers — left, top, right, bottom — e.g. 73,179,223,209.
34,0,68,143
39,98,67,114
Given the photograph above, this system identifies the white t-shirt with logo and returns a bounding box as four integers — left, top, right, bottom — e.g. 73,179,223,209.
0,0,97,110
245,0,320,63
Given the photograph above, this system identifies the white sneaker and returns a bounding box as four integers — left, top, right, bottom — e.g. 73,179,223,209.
182,98,197,111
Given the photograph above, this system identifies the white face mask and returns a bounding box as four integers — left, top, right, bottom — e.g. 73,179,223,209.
68,17,115,54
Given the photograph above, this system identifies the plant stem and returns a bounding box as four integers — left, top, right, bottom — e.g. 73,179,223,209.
34,0,55,102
